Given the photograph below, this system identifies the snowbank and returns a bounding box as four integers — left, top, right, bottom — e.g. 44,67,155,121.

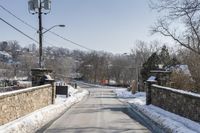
0,89,89,133
55,85,78,104
113,88,135,98
68,85,78,96
113,89,146,105
114,88,200,133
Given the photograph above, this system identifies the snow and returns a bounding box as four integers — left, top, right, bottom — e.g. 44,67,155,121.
0,87,89,133
55,95,67,104
76,81,103,88
114,88,200,133
68,85,78,96
16,81,32,87
113,88,135,98
113,89,146,105
146,105,200,133
0,51,12,58
128,92,146,105
45,75,53,80
147,76,157,82
175,64,191,76
16,81,31,85
55,85,78,104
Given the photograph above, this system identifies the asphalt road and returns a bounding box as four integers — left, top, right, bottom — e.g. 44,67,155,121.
43,84,151,133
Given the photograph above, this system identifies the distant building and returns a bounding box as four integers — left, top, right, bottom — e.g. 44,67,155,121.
173,64,191,76
0,51,12,62
165,64,191,76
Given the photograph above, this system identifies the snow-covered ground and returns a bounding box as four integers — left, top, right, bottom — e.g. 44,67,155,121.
114,88,200,133
68,85,78,96
0,86,88,133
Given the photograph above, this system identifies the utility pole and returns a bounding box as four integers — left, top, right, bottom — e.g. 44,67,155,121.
38,0,43,68
28,0,51,68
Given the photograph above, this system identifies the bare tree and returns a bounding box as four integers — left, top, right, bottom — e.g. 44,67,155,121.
78,51,110,83
8,41,21,61
177,48,200,90
18,52,38,79
150,0,200,54
44,47,73,80
0,41,8,51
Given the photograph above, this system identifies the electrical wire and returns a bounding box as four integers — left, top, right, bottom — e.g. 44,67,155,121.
0,4,61,47
0,5,37,31
0,4,93,51
48,30,93,51
0,17,39,44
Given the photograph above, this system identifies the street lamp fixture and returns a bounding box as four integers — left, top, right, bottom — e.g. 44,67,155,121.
42,24,65,34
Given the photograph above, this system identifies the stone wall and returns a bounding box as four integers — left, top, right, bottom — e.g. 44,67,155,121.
0,84,55,125
150,84,200,122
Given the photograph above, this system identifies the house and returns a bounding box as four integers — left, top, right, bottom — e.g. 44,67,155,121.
0,51,12,62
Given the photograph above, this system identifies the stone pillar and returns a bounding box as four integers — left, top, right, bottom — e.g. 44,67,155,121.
49,81,56,104
31,68,53,87
31,68,56,104
45,79,56,104
146,81,157,105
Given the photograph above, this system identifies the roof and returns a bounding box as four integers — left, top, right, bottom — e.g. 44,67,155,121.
173,65,191,76
0,51,11,58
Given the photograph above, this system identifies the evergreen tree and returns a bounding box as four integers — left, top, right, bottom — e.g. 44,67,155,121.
140,45,180,81
141,52,160,81
159,45,171,67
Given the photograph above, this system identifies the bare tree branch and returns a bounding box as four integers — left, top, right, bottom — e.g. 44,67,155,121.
150,0,200,55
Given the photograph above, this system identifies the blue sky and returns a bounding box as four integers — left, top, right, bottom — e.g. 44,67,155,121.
0,0,172,54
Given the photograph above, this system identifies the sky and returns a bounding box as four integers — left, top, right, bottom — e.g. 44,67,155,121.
0,0,173,54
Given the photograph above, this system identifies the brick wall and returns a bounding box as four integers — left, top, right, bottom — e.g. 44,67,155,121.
0,84,55,125
150,84,200,122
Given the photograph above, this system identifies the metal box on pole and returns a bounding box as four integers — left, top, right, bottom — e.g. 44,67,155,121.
43,0,51,10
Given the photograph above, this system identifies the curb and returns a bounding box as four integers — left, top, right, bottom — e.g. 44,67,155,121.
128,103,168,133
0,89,89,133
128,103,200,133
114,92,167,133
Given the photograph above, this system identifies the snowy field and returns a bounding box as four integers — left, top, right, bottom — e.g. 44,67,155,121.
113,88,200,133
0,86,88,133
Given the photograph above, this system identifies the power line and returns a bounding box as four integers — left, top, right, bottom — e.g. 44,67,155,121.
0,17,39,43
48,30,93,51
0,5,37,31
0,4,58,47
0,4,93,51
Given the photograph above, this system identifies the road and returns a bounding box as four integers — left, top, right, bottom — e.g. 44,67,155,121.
43,84,151,133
